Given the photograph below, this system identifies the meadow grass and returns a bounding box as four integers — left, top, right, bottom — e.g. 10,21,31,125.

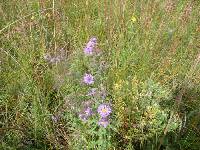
0,0,200,149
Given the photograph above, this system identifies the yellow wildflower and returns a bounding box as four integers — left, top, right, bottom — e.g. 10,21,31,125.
31,16,34,20
131,14,137,23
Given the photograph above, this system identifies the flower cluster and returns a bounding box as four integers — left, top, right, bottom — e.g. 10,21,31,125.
84,37,97,55
78,37,112,128
97,104,112,128
79,107,93,122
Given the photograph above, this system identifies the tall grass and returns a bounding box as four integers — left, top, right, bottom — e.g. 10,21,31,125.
0,0,200,149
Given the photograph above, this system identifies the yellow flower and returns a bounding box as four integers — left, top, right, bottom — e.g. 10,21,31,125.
31,16,34,20
131,15,137,23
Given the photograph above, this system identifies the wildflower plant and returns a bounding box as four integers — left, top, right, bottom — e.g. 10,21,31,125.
112,76,182,147
62,37,113,149
62,36,182,149
84,37,97,55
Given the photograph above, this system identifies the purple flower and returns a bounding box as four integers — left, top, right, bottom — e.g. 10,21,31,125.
87,88,97,96
90,37,97,43
84,47,93,55
84,37,97,55
79,107,93,122
97,104,112,118
83,73,94,85
98,118,109,128
84,107,93,116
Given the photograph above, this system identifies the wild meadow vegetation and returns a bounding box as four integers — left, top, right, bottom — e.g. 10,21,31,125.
0,0,200,149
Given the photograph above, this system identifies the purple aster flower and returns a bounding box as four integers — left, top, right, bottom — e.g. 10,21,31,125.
86,37,97,47
87,88,97,96
84,107,93,116
90,37,97,43
98,118,109,128
84,46,93,55
84,37,97,55
97,104,112,118
79,107,93,122
83,73,94,85
86,41,94,48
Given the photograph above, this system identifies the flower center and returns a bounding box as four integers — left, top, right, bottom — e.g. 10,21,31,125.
102,121,106,125
102,108,107,113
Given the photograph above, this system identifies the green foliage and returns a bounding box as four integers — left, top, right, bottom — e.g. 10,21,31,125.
112,77,181,148
0,0,200,149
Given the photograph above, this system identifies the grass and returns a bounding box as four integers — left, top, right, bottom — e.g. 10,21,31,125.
0,0,200,149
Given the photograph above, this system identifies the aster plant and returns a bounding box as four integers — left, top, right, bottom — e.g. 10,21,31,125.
84,37,97,55
72,36,112,149
83,73,94,85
